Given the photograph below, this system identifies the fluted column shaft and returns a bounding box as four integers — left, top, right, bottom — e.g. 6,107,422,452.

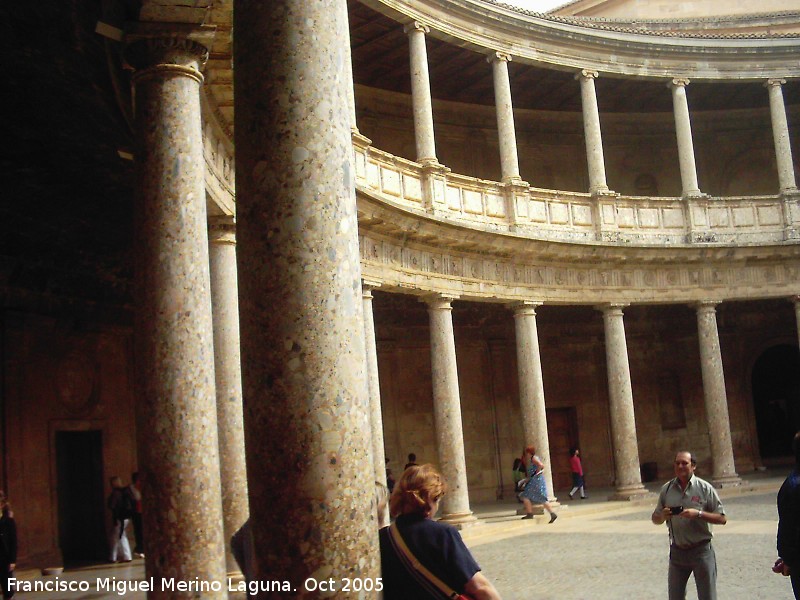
577,70,609,194
426,295,475,525
208,217,249,575
126,32,227,596
766,79,798,193
362,283,389,526
406,22,438,166
233,0,379,592
600,304,647,499
513,303,555,501
695,302,741,486
670,79,702,197
490,52,521,183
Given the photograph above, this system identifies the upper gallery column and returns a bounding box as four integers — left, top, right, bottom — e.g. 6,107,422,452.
513,302,556,502
765,79,799,193
424,294,476,527
669,78,703,198
405,21,439,166
599,304,648,500
362,281,389,526
577,69,610,194
124,27,227,595
233,0,379,590
489,52,522,183
208,216,249,575
695,302,741,487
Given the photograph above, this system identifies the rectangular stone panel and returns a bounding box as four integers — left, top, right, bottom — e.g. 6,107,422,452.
486,193,506,218
366,161,381,189
638,207,660,229
616,206,635,228
381,167,402,197
756,204,782,226
549,202,569,224
446,185,462,210
708,206,730,228
354,149,367,180
662,208,685,228
528,200,547,222
463,189,484,214
732,206,755,227
572,203,593,226
403,174,422,202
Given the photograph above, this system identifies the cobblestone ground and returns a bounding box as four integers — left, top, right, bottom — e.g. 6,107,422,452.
465,492,793,600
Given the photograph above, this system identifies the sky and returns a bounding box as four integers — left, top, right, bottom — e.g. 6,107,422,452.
504,0,570,12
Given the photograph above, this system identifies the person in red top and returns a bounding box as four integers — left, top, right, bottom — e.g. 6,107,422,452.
568,447,587,500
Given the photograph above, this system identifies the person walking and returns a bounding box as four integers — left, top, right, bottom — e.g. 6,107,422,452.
107,476,133,563
651,451,727,600
568,447,587,499
519,445,557,523
775,431,800,599
128,472,144,558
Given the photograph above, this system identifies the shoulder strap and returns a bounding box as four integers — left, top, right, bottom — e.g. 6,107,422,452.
388,522,460,600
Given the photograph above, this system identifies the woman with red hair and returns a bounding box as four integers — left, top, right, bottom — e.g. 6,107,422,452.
519,445,558,523
379,464,502,599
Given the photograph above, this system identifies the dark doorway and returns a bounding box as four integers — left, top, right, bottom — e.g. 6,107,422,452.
546,407,579,491
752,344,800,458
55,430,107,564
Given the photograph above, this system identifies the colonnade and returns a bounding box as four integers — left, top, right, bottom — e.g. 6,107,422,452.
403,22,799,200
120,1,793,595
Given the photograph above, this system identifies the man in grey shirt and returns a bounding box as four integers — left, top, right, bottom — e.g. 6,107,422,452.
651,451,727,600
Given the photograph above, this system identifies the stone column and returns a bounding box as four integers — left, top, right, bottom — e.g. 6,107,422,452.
670,78,702,198
125,29,227,595
577,69,610,194
599,304,648,500
490,52,522,183
793,297,800,345
766,79,798,193
695,302,742,487
233,0,379,590
513,302,556,502
425,294,476,527
405,21,439,166
208,216,249,575
362,281,389,526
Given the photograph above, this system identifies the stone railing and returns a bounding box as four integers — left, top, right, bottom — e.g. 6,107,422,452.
353,135,800,246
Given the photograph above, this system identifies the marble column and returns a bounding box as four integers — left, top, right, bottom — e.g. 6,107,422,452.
208,216,249,575
362,281,389,526
695,302,742,486
599,304,648,500
125,30,227,595
490,52,522,183
670,78,702,198
425,294,476,527
233,0,379,591
405,21,439,166
513,302,556,502
766,79,798,193
577,69,610,194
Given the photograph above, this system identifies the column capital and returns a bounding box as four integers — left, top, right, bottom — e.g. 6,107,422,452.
404,20,430,35
361,279,382,296
488,50,512,64
695,300,720,312
596,302,629,315
791,295,800,305
669,77,690,89
421,293,458,310
208,215,236,245
124,23,214,81
511,300,543,316
576,69,598,80
766,78,787,88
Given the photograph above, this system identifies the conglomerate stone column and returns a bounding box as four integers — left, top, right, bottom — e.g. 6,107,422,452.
125,29,227,596
513,302,556,503
425,294,477,527
766,79,799,193
362,281,389,526
490,52,522,183
208,216,249,575
670,78,703,198
233,0,379,594
599,304,648,500
405,21,439,166
577,70,610,194
695,302,742,487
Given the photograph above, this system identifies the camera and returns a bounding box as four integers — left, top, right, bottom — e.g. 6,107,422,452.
669,506,684,515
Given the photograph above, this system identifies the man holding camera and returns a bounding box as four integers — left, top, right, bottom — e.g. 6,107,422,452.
651,451,727,600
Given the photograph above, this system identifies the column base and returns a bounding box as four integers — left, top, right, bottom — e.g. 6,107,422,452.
438,511,479,530
712,474,744,488
608,484,653,502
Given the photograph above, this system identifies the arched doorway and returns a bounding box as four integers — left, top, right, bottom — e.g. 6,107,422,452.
752,344,800,458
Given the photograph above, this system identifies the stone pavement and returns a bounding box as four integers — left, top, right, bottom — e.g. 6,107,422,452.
8,470,795,599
